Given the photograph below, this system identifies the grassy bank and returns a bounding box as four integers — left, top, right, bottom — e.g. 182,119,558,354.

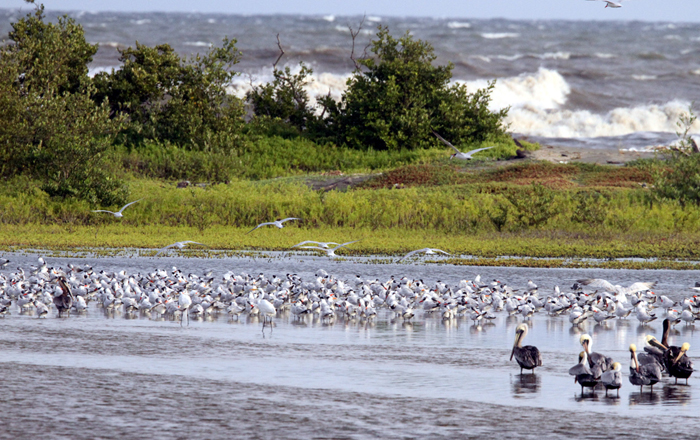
3,160,700,268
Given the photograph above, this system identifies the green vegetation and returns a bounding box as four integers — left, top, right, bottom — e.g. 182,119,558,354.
0,3,125,205
318,26,507,151
4,3,700,268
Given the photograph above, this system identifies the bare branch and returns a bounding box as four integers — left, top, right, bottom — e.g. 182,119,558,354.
273,33,285,71
348,14,366,70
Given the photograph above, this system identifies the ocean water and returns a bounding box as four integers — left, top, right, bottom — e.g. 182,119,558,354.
1,9,699,150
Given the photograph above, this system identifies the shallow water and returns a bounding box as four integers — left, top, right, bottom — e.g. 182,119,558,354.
2,252,700,438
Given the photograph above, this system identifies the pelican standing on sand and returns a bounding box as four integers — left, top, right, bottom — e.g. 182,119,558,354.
432,132,495,160
510,323,543,374
91,199,142,218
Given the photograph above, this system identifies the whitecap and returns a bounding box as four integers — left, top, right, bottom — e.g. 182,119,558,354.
323,15,335,22
447,21,471,29
632,75,657,81
131,19,151,25
507,100,700,138
184,41,212,47
461,67,571,111
595,53,615,59
367,16,382,22
480,33,519,39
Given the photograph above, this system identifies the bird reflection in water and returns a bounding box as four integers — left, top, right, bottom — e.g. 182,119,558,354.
662,383,692,405
629,390,661,406
511,373,540,396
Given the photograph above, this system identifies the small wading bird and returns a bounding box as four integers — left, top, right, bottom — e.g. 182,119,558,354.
156,241,208,256
91,199,142,218
247,218,302,234
587,0,623,8
510,323,543,374
432,131,495,160
398,248,451,262
297,240,359,257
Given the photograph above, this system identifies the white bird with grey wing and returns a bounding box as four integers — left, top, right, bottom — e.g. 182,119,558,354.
432,131,495,160
398,248,451,262
92,199,142,218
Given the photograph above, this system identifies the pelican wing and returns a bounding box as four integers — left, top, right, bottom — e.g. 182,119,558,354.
91,210,116,214
155,243,177,256
280,217,302,224
432,131,461,154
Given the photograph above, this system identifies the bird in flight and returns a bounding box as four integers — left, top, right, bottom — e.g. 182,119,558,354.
587,0,623,8
247,218,302,234
291,240,341,249
398,248,451,262
156,241,208,256
92,199,142,218
432,132,495,160
297,240,359,257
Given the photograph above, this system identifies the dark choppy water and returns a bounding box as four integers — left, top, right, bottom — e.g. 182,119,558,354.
1,252,700,438
1,9,698,150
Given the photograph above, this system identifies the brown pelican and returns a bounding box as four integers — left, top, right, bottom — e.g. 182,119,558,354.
569,351,599,394
629,344,662,393
665,342,694,385
510,323,543,374
651,319,695,382
601,362,622,397
580,334,612,376
54,276,74,316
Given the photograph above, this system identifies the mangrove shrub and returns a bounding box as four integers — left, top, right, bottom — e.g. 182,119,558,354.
323,26,508,151
0,2,125,205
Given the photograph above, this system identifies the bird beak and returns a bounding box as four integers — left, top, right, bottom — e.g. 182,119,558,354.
673,350,686,365
510,347,515,361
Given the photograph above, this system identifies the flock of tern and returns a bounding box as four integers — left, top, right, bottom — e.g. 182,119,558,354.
0,255,696,398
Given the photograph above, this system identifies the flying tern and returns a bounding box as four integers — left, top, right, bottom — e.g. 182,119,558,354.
432,131,495,160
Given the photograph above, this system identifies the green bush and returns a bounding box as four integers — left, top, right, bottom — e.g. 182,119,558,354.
650,106,700,207
0,2,126,205
93,38,245,151
246,63,320,134
322,26,507,151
